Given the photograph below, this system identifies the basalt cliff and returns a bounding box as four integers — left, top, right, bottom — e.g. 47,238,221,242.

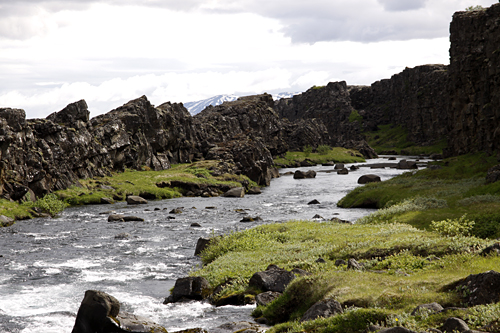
1,5,499,201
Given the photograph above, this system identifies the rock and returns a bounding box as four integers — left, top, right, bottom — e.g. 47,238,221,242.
308,199,320,205
430,153,443,160
452,270,500,306
316,257,326,263
255,291,281,306
312,214,323,219
240,216,262,223
486,165,500,184
337,168,349,175
108,214,125,222
223,187,245,198
0,215,15,227
191,222,202,227
122,216,144,222
334,163,345,169
347,258,363,270
248,265,296,293
300,299,343,322
411,302,444,315
71,290,166,333
300,159,316,167
322,161,335,166
247,187,262,195
293,170,316,179
209,321,265,333
126,196,148,205
115,233,130,240
441,317,469,333
335,259,346,266
100,197,114,204
290,268,310,276
358,174,381,184
195,237,214,256
350,165,359,171
397,160,418,169
169,208,183,214
388,157,397,160
164,276,210,303
481,242,500,256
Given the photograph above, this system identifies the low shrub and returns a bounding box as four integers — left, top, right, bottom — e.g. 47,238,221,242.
303,145,313,157
430,214,474,237
317,144,331,155
24,193,67,217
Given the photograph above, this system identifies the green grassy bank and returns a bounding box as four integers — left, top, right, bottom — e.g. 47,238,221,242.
193,220,499,332
338,152,500,239
274,147,365,167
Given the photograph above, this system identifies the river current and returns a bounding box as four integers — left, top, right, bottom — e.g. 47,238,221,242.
0,157,428,333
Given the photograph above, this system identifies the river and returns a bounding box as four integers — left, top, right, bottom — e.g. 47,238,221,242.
0,157,428,332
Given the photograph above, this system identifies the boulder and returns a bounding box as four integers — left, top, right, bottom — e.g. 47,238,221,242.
486,164,500,184
337,168,349,175
248,265,296,293
71,290,166,333
397,160,418,170
0,215,15,227
115,233,130,240
247,187,262,195
300,299,343,322
308,199,320,205
194,237,212,256
441,317,469,333
108,214,125,222
481,242,500,256
358,174,381,184
335,259,346,266
255,291,281,306
452,270,500,306
169,208,183,214
164,276,210,303
100,197,114,204
126,196,148,205
411,302,444,316
240,216,262,223
334,163,345,169
300,159,316,167
293,170,317,179
122,216,144,222
223,187,245,198
347,258,363,270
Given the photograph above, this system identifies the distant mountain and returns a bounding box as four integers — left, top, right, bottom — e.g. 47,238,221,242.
184,92,301,115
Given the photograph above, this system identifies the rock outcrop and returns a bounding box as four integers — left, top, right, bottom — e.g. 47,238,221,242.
447,4,500,159
349,64,449,146
72,290,166,333
275,82,377,158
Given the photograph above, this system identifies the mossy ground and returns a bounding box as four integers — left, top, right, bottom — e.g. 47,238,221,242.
193,220,499,332
364,124,447,155
274,147,365,167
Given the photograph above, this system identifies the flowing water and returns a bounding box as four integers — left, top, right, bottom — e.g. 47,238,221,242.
0,157,429,333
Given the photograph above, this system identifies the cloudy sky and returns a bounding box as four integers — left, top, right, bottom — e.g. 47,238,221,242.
0,0,496,119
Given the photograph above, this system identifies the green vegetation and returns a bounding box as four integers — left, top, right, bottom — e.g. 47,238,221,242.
364,124,447,155
465,5,485,11
348,110,363,123
193,220,498,332
0,160,256,222
303,145,313,157
338,152,500,238
274,147,365,167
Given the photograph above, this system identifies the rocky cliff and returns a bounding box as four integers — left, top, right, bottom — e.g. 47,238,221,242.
275,81,377,158
447,4,500,159
349,64,449,146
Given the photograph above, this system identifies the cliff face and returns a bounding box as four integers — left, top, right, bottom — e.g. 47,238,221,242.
275,81,377,158
349,64,449,146
447,5,500,158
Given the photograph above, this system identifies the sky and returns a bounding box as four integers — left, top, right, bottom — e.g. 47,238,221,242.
0,0,497,119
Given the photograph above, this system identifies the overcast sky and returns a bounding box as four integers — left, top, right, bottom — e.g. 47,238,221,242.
0,0,496,119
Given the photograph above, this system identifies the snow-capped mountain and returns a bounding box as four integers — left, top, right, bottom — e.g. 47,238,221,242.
184,92,301,115
184,95,239,115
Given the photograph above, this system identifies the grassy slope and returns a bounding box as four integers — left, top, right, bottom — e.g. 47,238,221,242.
274,147,365,167
364,124,447,155
194,220,499,332
338,152,500,238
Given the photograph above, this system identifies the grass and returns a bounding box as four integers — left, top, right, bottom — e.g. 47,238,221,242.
274,147,365,167
337,152,500,238
364,124,447,155
191,220,498,332
0,160,257,221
